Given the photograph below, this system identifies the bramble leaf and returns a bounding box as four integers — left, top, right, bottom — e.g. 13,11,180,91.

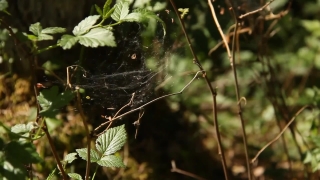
68,173,83,180
111,1,129,21
103,0,113,16
29,22,42,36
37,86,74,118
76,148,100,162
97,155,125,167
41,27,66,34
124,8,166,36
58,35,79,49
78,28,116,47
73,15,101,36
96,125,126,155
95,4,103,16
0,0,8,11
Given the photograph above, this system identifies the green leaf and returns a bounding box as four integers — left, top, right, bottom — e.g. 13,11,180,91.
63,153,78,164
29,23,66,41
78,28,116,47
11,122,37,135
5,141,42,164
96,125,127,155
37,86,74,118
103,6,116,19
97,155,125,167
178,8,189,19
103,0,113,16
95,4,103,16
41,27,66,34
111,1,130,21
29,22,42,36
127,8,166,36
68,173,83,180
73,15,101,36
301,20,320,37
58,35,79,49
38,33,54,41
0,0,8,11
76,148,100,162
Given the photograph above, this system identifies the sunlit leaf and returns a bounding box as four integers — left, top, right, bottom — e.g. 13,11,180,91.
68,173,83,180
29,22,42,36
78,28,116,47
96,125,126,156
73,15,101,36
76,148,100,162
41,27,66,34
58,35,79,49
111,1,129,21
97,155,125,167
63,153,78,164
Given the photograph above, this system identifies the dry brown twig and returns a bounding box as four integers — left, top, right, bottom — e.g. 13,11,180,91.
251,105,311,163
171,160,207,180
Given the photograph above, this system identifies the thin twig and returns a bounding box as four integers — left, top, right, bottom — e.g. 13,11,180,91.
95,71,202,131
252,105,311,163
238,0,275,19
94,93,136,134
76,88,91,180
171,160,207,180
170,0,229,179
43,125,68,180
134,108,145,139
209,0,252,178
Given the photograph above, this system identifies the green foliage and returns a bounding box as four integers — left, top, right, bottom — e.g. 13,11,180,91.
37,86,74,118
76,125,126,167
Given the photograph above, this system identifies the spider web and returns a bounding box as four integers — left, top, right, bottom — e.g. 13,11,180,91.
69,16,182,115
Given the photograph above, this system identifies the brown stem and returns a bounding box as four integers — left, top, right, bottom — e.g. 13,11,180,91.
43,124,69,179
76,89,91,180
170,0,229,179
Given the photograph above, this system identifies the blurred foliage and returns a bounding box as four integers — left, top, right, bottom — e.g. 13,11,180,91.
1,0,320,179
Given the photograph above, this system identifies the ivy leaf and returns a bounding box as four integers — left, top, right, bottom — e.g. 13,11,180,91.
0,0,8,11
111,1,129,22
73,15,101,36
96,125,127,156
76,148,100,163
97,155,125,167
68,173,83,180
58,35,79,49
78,27,116,47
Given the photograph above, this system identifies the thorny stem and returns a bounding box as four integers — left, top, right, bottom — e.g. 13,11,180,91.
169,0,229,179
76,89,91,180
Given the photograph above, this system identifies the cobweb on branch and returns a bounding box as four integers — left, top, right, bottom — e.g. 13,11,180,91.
69,11,193,117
